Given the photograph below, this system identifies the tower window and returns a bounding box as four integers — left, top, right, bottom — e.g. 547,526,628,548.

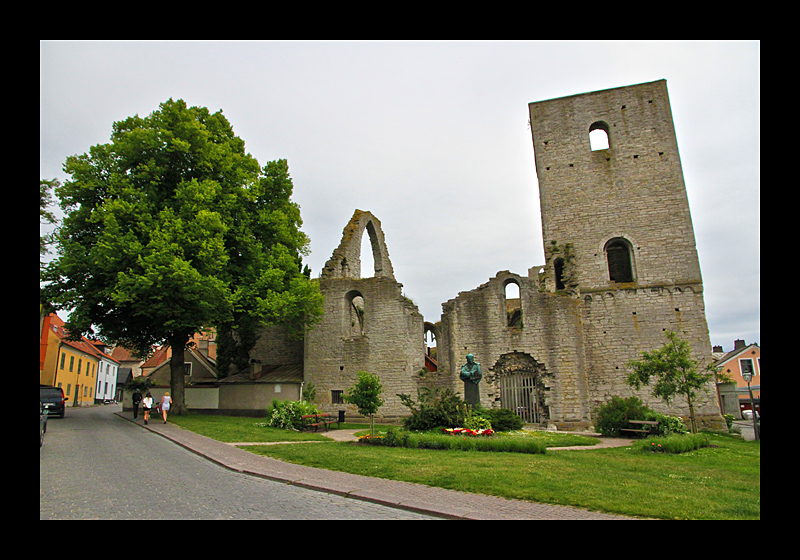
554,258,566,290
605,238,634,283
589,121,610,151
504,280,522,327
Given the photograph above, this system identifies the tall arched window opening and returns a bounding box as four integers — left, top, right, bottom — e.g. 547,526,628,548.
345,290,365,337
504,280,522,327
360,228,375,278
605,238,634,283
589,121,610,151
424,323,438,363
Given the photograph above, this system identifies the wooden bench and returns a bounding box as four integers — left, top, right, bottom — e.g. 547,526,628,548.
620,420,660,438
301,413,340,432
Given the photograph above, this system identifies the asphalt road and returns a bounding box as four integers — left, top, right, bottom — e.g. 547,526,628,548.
39,404,437,520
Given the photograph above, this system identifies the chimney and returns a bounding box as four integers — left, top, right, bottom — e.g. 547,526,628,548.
712,345,723,353
734,339,746,350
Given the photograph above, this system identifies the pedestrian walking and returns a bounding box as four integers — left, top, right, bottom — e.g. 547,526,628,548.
132,389,142,420
142,392,153,425
160,392,172,424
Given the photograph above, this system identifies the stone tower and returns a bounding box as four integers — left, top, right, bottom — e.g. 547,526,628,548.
529,79,702,293
528,80,722,428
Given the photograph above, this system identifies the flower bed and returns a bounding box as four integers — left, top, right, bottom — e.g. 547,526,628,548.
441,427,494,437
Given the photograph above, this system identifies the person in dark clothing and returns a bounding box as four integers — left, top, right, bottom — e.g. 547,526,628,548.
132,389,142,420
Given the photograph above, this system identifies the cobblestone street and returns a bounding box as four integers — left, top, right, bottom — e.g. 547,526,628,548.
39,405,436,520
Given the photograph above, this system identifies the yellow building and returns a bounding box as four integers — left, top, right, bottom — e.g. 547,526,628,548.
40,313,100,407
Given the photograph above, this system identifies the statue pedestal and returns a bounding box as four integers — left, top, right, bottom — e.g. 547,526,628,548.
464,382,480,406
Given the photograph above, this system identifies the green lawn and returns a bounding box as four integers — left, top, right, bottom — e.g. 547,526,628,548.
168,414,759,520
168,413,331,443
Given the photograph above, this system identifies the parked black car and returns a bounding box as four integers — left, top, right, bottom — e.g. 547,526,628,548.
40,385,66,418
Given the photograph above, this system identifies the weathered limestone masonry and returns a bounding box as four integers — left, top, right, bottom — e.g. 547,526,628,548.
251,80,725,430
303,210,426,418
525,79,724,430
438,271,589,427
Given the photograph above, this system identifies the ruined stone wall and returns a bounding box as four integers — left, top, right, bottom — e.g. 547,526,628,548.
438,271,590,424
304,276,424,418
580,285,722,427
304,211,424,418
249,81,725,430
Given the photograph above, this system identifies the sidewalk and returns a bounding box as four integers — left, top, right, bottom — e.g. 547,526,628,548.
116,411,639,520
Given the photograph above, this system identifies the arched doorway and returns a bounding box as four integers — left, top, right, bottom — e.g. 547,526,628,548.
493,352,549,424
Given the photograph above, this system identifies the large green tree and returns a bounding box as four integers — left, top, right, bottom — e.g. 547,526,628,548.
41,99,322,414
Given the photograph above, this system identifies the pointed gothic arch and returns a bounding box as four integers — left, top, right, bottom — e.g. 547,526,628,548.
321,210,395,280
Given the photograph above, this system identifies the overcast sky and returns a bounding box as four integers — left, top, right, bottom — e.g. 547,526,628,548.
40,41,760,351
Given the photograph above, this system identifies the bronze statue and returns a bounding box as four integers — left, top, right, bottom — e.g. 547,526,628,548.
460,353,482,405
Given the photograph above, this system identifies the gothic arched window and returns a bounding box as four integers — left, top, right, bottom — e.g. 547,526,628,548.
605,238,634,283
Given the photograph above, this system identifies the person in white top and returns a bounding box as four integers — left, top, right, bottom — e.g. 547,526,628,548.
160,392,172,424
142,392,154,425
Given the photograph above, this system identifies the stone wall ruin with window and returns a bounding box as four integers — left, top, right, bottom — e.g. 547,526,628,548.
248,81,726,430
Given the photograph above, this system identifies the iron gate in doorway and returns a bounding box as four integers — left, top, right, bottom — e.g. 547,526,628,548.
493,351,549,424
499,373,539,423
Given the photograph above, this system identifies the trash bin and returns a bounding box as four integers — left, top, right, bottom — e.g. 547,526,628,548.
338,410,345,424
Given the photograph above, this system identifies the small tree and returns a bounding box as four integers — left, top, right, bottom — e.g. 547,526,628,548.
344,371,384,437
626,331,715,433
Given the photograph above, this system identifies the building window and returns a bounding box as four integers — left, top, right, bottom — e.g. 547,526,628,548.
605,238,634,283
589,121,610,151
331,390,345,404
740,358,755,378
554,257,566,290
504,280,522,327
345,290,365,337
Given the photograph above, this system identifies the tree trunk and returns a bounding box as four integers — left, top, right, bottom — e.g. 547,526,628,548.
169,334,191,415
687,397,697,434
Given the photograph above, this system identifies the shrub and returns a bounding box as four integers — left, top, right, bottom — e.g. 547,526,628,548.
594,395,649,437
723,413,734,431
463,413,493,432
481,408,524,432
595,397,688,437
398,388,469,431
644,411,687,435
264,399,319,430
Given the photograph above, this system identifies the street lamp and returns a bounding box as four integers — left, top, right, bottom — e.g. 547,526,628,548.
741,370,759,440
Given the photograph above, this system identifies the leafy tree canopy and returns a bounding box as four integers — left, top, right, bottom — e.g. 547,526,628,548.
41,99,323,411
344,370,385,437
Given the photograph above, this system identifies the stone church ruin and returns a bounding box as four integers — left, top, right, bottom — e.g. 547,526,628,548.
248,80,725,431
